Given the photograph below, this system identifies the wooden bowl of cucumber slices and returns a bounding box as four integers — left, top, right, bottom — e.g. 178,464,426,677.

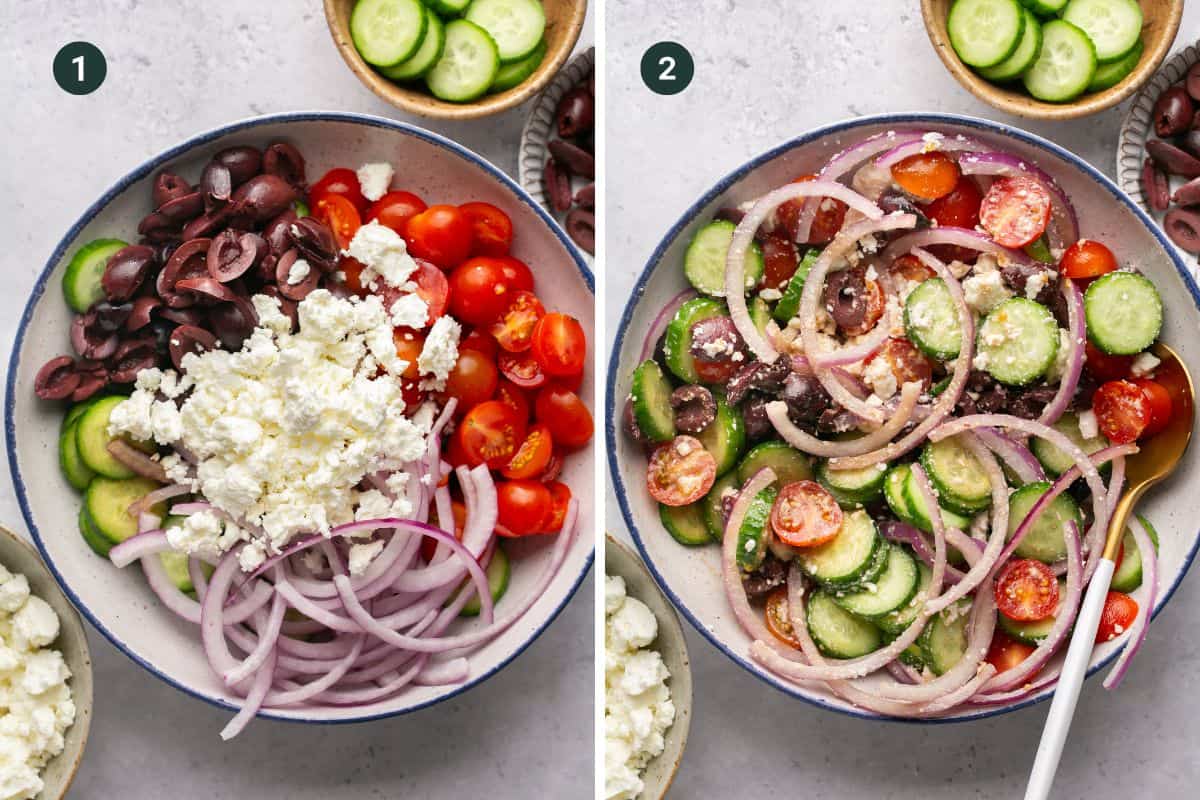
922,0,1182,120
325,0,587,120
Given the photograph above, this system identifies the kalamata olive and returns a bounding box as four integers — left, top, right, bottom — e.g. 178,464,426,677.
1173,176,1200,207
263,142,306,187
1142,157,1171,211
157,191,204,223
957,371,1008,416
824,265,872,331
544,156,572,214
621,397,649,446
159,238,211,307
574,182,595,211
742,554,786,598
781,372,831,426
175,276,239,305
565,208,595,255
158,307,203,327
208,297,258,350
70,314,118,360
263,209,299,254
34,356,80,401
1000,260,1054,296
740,395,773,442
712,207,746,227
201,162,232,211
208,229,263,282
670,385,717,434
231,174,298,223
689,316,747,363
90,301,133,333
1164,207,1200,253
1153,86,1194,137
548,139,594,179
275,249,319,300
258,285,298,330
126,296,162,331
879,193,932,227
213,145,263,187
101,244,155,302
1009,385,1059,421
726,359,790,406
137,211,180,243
1182,128,1200,159
168,325,218,370
288,217,339,270
108,336,158,384
153,171,191,207
1187,62,1200,103
181,207,232,240
1146,139,1200,178
556,85,594,139
70,360,109,403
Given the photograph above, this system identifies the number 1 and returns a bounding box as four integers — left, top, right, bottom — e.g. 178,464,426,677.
72,55,85,82
658,56,676,82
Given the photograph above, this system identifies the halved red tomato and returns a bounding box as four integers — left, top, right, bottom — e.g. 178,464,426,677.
979,177,1052,248
457,400,526,468
495,379,531,421
891,152,961,201
502,424,554,480
1093,379,1153,444
365,190,427,236
867,337,934,391
534,385,593,450
1084,342,1133,381
646,436,716,506
338,256,368,296
310,168,369,214
411,260,449,324
490,290,545,352
542,481,572,533
770,481,842,548
313,194,362,250
1059,239,1117,281
985,631,1036,674
459,328,499,360
460,201,514,257
765,587,802,649
391,329,425,380
761,234,799,290
995,558,1059,622
496,479,553,537
1095,591,1138,643
498,350,547,390
1131,377,1172,437
531,312,587,376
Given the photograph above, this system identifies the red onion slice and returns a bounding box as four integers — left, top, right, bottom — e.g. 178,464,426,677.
106,439,166,482
109,529,170,568
972,427,1046,484
1037,280,1085,427
873,132,987,171
1102,516,1158,689
879,226,1033,267
640,288,697,363
765,381,920,458
808,305,891,368
958,152,1079,250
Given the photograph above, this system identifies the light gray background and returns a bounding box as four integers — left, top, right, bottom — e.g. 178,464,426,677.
0,2,592,798
607,3,1200,799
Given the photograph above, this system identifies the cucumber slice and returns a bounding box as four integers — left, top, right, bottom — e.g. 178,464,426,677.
920,599,973,675
59,420,96,491
85,476,165,544
683,220,764,298
464,0,545,64
736,441,813,487
920,436,993,515
1020,0,1068,16
816,459,887,510
76,395,152,479
978,8,1043,83
293,199,310,217
904,278,964,359
459,544,511,616
806,590,882,659
1006,481,1083,563
1084,271,1162,355
877,560,933,636
78,505,111,558
735,486,777,572
1030,411,1108,477
159,516,210,594
976,297,1059,386
832,545,920,619
997,580,1064,644
903,470,974,534
772,249,819,322
702,472,740,542
663,297,728,383
430,0,471,16
947,0,1026,68
696,397,745,477
630,360,676,443
1024,235,1056,264
1087,36,1142,92
380,7,445,81
350,0,428,67
748,296,772,338
63,398,97,430
898,641,927,670
62,238,127,313
883,464,915,521
797,509,882,588
1061,0,1142,63
1022,19,1098,103
490,38,546,92
425,20,500,103
660,501,712,547
1111,515,1159,592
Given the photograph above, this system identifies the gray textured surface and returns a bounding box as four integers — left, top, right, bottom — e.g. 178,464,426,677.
0,2,592,798
606,3,1200,799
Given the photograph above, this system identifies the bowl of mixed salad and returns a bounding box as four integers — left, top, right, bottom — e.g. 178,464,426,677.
7,111,594,734
608,113,1200,721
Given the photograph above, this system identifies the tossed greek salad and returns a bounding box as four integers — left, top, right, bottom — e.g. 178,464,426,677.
35,144,591,736
624,129,1173,716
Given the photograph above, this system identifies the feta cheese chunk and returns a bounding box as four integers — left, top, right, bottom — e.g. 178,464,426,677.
1130,351,1161,377
355,162,394,202
344,220,418,290
418,316,461,382
962,269,1013,314
1078,408,1100,440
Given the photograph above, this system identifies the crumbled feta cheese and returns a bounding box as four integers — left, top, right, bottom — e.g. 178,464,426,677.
348,540,386,576
286,257,312,286
1045,329,1072,383
355,162,394,202
1130,352,1161,377
344,220,418,289
962,269,1013,314
862,356,898,401
758,287,783,302
1024,271,1050,300
1078,409,1100,440
418,316,461,381
388,293,429,330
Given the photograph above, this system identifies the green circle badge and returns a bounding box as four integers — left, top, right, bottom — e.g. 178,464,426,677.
53,42,106,96
640,41,694,96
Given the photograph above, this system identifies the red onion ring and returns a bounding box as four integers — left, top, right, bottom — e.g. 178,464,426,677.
958,152,1079,250
1102,516,1158,689
1037,280,1085,427
106,439,167,482
765,381,920,458
972,427,1046,484
639,288,697,363
873,133,987,171
879,226,1033,267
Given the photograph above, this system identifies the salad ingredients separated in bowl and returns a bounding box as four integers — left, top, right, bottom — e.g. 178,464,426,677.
615,119,1196,720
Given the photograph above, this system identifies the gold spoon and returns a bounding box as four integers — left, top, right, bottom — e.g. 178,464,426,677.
1025,342,1194,800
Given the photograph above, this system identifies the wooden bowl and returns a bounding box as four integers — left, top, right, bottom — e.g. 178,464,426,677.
324,0,587,120
921,0,1183,120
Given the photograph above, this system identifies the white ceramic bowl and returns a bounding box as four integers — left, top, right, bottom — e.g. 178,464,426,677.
607,113,1200,722
6,112,594,725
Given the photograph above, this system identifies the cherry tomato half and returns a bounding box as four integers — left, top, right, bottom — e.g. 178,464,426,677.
543,481,571,533
448,257,511,326
867,337,934,392
1093,379,1153,444
495,256,535,292
921,175,983,228
1059,239,1118,281
313,194,362,251
496,479,553,537
777,174,847,244
984,631,1036,675
841,279,885,337
1131,377,1173,437
1084,342,1134,382
405,204,473,269
496,379,531,422
459,328,498,360
995,558,1059,622
979,176,1052,249
458,400,526,469
412,260,449,324
765,587,802,649
770,480,843,548
535,385,593,450
338,256,368,295
889,253,936,283
531,312,587,377
444,349,498,411
646,435,717,506
366,190,427,236
310,168,369,214
460,201,514,257
891,151,961,202
490,290,545,352
502,424,554,480
761,234,799,290
1095,591,1139,643
498,350,547,390
391,329,425,380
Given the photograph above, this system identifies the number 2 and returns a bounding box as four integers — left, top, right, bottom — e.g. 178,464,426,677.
658,56,676,82
71,55,85,82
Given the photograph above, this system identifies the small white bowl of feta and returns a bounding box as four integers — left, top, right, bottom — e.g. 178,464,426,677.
605,535,691,800
0,525,92,800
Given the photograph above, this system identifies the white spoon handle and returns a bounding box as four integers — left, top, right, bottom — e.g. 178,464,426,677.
1024,558,1115,800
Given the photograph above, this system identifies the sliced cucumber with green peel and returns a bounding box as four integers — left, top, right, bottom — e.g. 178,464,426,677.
904,278,963,360
79,506,111,558
425,20,500,103
1084,271,1162,355
663,297,727,383
797,509,882,588
696,397,745,477
159,550,197,594
806,590,882,659
464,0,545,63
1087,36,1142,92
703,472,739,542
460,544,510,616
63,238,127,313
947,0,1026,68
772,249,819,322
877,560,933,636
921,436,993,515
630,360,675,443
350,0,428,67
748,296,772,337
903,469,974,534
919,599,972,675
59,420,95,491
1022,19,1097,103
832,545,920,619
1111,515,1159,593
998,582,1064,644
63,399,96,430
1020,0,1067,16
1061,0,1142,63
490,38,546,92
979,8,1043,82
683,220,764,297
735,486,777,572
1030,411,1108,477
817,459,887,510
660,502,711,547
737,441,813,488
430,0,471,16
86,476,165,544
976,297,1059,386
76,395,151,479
380,6,445,81
898,641,927,670
1024,235,1055,264
1006,481,1083,563
884,464,916,521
